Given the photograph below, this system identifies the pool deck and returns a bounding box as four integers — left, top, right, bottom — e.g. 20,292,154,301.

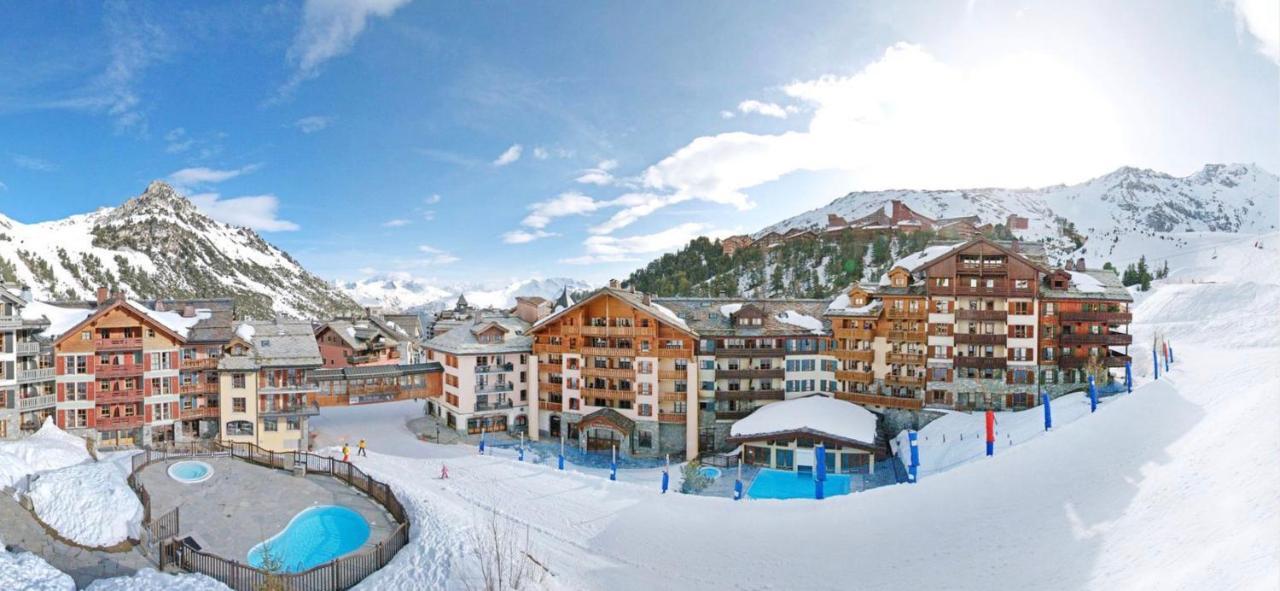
138,456,396,563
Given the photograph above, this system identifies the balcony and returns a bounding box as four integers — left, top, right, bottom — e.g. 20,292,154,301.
1060,311,1132,323
582,366,636,380
534,343,566,354
953,285,1024,297
657,369,688,380
835,349,874,363
538,401,562,412
475,363,515,374
259,382,320,395
16,367,56,383
178,405,220,420
1059,332,1133,346
714,389,785,402
885,308,928,320
94,337,143,351
886,352,925,365
18,394,56,411
474,400,516,412
582,387,634,400
835,391,923,410
581,346,633,357
580,325,635,337
954,356,1008,370
0,315,21,329
954,333,1006,345
884,374,926,388
180,358,219,371
957,260,1008,275
258,401,321,417
179,382,218,395
15,342,41,356
715,347,785,358
539,381,563,395
658,412,687,424
837,327,876,340
887,331,926,343
716,368,784,379
835,370,874,382
1059,354,1131,369
658,391,685,402
96,388,144,404
475,382,515,394
955,309,1008,321
97,364,143,379
96,414,144,430
652,347,693,358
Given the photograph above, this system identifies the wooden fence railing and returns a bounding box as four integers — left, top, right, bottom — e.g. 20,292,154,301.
132,440,411,591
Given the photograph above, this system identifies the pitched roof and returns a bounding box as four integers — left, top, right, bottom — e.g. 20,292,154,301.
1040,269,1133,301
532,286,696,337
240,319,323,367
728,395,878,450
425,315,532,355
653,298,831,337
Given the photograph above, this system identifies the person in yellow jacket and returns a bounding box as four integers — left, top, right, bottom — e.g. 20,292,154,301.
342,443,350,462
357,439,367,457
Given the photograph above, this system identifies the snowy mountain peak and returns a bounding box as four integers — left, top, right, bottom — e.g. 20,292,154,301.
339,275,594,313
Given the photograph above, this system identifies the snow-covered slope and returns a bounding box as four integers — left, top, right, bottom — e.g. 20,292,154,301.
0,182,358,319
339,276,593,313
758,163,1278,261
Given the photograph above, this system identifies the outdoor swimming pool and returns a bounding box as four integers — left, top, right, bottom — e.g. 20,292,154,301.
248,505,370,573
747,468,853,500
167,460,214,484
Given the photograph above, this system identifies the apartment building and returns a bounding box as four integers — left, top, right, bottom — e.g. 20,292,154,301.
173,300,235,442
1039,265,1133,396
315,312,423,368
650,298,837,451
528,285,699,457
0,284,59,439
218,319,322,452
425,316,531,435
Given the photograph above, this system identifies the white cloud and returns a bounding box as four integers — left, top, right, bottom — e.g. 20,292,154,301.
187,193,300,232
574,159,619,185
294,115,334,133
493,144,523,166
11,154,57,172
532,147,549,159
416,244,459,264
423,194,441,205
164,128,194,153
521,191,603,229
720,110,736,119
642,43,1128,206
382,218,411,227
1230,0,1280,65
275,0,412,101
561,222,717,265
737,99,795,119
167,164,261,191
0,181,7,191
502,229,557,244
589,192,682,235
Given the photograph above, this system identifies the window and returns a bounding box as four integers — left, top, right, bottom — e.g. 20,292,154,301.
233,373,246,388
81,331,91,342
67,355,89,375
226,420,253,436
638,430,653,448
1014,279,1029,289
638,403,653,417
263,418,278,432
287,418,300,431
233,397,246,413
151,403,172,421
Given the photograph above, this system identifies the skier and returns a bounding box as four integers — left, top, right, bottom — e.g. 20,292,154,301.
440,464,449,479
342,443,350,463
357,439,367,457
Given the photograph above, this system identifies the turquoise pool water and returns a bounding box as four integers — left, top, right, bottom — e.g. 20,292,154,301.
248,505,371,573
699,466,722,480
747,468,852,500
167,460,213,484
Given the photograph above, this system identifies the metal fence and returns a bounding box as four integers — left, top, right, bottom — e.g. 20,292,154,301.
134,440,411,591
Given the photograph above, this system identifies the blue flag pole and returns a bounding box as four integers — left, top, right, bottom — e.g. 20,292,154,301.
609,445,617,481
733,447,744,501
1041,391,1051,431
907,431,919,483
1125,361,1132,394
1088,375,1098,413
1169,344,1174,364
479,432,486,455
1153,348,1160,380
815,443,827,500
518,433,524,462
558,432,565,470
1164,347,1170,373
661,454,669,494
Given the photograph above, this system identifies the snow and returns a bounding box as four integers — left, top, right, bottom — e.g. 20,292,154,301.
0,546,74,591
1068,270,1105,293
648,301,690,331
825,293,882,315
730,396,877,445
235,322,255,341
341,275,592,313
17,301,93,338
774,310,825,334
27,460,143,547
891,243,960,272
83,569,229,591
719,303,743,316
129,300,210,338
0,419,91,489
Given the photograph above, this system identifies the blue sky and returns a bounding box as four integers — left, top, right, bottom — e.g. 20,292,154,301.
1,0,1276,286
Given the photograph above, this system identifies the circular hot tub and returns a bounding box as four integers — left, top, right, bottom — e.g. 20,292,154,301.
699,466,723,480
168,460,214,484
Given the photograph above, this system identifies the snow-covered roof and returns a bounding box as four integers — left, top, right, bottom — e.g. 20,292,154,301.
18,300,94,337
719,303,743,316
775,310,824,334
825,293,884,316
1068,271,1105,293
730,396,877,447
892,243,962,273
649,301,689,331
128,300,211,339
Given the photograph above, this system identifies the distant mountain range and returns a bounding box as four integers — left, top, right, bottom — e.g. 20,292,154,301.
338,275,594,313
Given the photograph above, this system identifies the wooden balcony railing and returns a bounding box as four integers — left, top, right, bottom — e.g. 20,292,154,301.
178,405,220,420
580,325,637,337
180,358,219,371
658,369,688,380
715,368,784,379
885,352,925,365
835,328,876,340
94,337,143,351
715,347,784,358
582,366,636,380
538,401,562,412
96,388,144,404
1059,332,1133,346
581,387,634,400
884,374,926,388
179,382,219,395
835,370,874,383
658,412,687,423
97,364,144,378
835,349,874,363
954,333,1006,345
886,308,928,320
652,347,693,359
581,346,634,357
1060,311,1132,323
1058,354,1131,369
955,309,1008,321
96,415,144,430
835,391,923,410
954,356,1008,369
887,331,926,343
714,389,784,401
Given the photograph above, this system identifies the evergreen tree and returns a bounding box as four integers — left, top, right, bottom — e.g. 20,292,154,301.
871,235,891,265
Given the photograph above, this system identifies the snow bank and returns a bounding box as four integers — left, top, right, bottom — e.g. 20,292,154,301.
731,396,877,445
774,310,824,334
0,419,91,489
84,569,230,591
0,546,74,591
28,460,143,547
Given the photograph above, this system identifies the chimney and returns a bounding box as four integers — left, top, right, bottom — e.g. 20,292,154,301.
182,305,195,318
19,286,32,303
112,289,125,302
154,300,166,312
1076,257,1086,271
96,286,109,305
608,279,620,289
642,293,652,306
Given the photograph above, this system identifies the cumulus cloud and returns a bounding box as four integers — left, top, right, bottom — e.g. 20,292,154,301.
11,154,57,172
521,192,603,229
382,218,411,227
561,222,718,264
532,147,549,160
1230,0,1279,65
275,0,412,101
641,43,1127,206
294,115,334,133
188,193,300,232
493,144,523,166
574,159,619,185
502,229,557,244
588,192,681,235
736,100,796,119
167,164,260,191
416,244,459,264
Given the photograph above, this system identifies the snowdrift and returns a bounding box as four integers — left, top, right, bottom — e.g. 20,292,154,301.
28,460,143,548
0,419,91,489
